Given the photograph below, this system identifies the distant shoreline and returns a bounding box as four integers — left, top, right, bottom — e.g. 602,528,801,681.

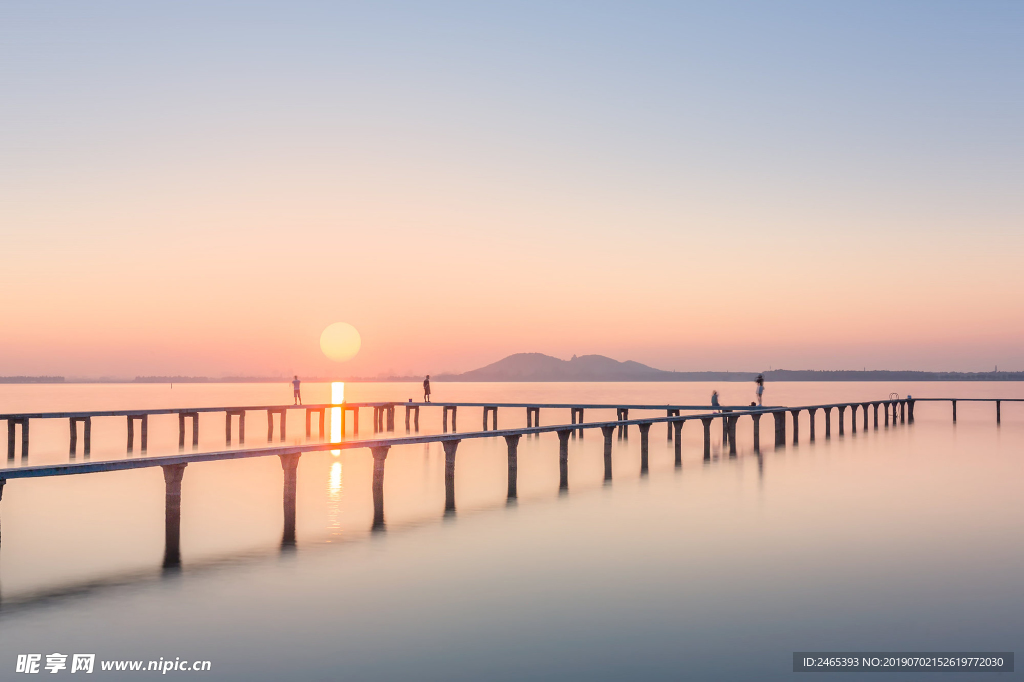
2,371,1024,384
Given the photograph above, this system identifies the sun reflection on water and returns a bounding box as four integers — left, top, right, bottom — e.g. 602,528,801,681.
326,460,343,541
330,381,344,456
329,460,342,497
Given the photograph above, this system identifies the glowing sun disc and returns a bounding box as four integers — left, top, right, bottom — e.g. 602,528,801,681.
320,322,361,361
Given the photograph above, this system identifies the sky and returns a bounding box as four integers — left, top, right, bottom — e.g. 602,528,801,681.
1,1,1022,378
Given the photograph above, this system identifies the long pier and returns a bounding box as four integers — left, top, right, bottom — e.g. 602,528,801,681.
2,400,763,459
3,395,1012,465
0,395,1012,568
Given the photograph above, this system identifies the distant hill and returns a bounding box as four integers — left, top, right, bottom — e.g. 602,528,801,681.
444,353,667,382
437,353,1024,382
438,353,754,382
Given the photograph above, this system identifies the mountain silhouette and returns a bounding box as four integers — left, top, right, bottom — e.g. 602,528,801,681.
446,353,667,382
435,353,1024,382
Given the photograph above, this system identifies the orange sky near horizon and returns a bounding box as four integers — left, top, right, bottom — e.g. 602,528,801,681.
2,2,1022,377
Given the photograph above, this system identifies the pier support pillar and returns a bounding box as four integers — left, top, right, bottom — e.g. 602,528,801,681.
850,405,858,434
639,423,651,474
386,406,395,432
370,447,388,532
701,418,712,460
280,453,300,545
601,425,615,481
790,410,800,444
7,418,29,460
808,409,817,442
525,407,540,429
305,408,326,439
404,405,421,433
666,409,680,441
824,407,832,438
997,400,1001,424
442,440,460,514
126,413,149,450
752,414,761,452
482,406,498,431
901,401,906,424
673,420,685,466
557,429,571,491
266,409,286,442
178,412,199,449
885,402,890,427
443,406,458,433
337,406,356,436
504,435,520,500
69,417,91,457
838,406,846,436
873,403,879,429
224,411,244,446
907,400,914,424
773,411,786,448
727,416,738,456
570,408,585,438
862,404,870,430
162,463,187,569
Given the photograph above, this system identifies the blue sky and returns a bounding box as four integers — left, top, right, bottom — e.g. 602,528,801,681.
1,1,1022,375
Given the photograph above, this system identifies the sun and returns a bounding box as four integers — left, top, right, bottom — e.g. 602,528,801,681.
320,322,361,361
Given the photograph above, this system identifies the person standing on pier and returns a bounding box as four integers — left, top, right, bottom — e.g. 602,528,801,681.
292,376,302,405
423,375,431,402
755,374,765,406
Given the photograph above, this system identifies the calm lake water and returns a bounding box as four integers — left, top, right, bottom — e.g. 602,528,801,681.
0,382,1021,680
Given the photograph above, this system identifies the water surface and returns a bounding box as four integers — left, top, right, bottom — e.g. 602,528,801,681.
0,382,1021,680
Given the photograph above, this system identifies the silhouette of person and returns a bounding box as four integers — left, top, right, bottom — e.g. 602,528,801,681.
755,374,765,406
292,376,302,405
711,390,720,410
423,375,431,402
